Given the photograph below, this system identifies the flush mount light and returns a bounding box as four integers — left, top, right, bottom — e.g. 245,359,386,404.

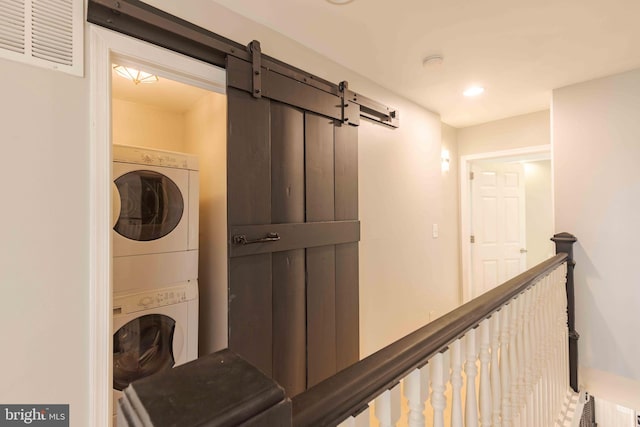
326,0,354,4
463,86,485,97
113,65,159,85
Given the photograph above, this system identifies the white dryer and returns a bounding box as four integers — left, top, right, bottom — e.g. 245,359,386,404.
112,281,198,416
112,144,199,294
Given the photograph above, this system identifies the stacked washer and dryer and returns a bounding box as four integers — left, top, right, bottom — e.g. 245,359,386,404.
111,144,200,413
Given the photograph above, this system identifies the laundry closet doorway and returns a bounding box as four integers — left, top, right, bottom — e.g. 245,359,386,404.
90,26,228,424
110,54,229,357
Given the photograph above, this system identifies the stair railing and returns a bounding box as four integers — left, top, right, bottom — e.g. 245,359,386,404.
117,233,579,427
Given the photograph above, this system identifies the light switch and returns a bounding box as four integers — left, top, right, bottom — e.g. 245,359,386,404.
432,223,439,238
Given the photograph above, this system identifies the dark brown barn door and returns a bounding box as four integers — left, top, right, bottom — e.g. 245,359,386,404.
226,54,360,395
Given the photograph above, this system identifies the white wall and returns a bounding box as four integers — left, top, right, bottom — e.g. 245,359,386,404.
457,110,550,156
553,68,640,409
184,92,228,356
441,124,461,304
0,58,89,422
524,160,554,267
112,99,186,152
0,1,461,423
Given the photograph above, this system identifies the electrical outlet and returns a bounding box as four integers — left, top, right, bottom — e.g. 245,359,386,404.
432,223,439,238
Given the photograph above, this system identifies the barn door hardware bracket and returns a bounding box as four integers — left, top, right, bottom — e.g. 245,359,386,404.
339,81,360,126
248,40,262,98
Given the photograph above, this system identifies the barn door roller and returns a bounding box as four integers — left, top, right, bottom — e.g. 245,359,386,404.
248,40,262,98
339,81,360,126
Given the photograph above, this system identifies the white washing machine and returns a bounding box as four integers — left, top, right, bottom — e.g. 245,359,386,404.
112,144,199,294
112,281,198,417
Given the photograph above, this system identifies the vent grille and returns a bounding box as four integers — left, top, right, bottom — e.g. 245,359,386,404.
0,0,82,75
0,0,26,54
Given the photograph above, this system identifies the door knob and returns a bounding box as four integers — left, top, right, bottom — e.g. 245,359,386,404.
520,248,528,253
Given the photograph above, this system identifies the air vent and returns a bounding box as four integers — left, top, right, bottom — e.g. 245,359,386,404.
0,0,82,76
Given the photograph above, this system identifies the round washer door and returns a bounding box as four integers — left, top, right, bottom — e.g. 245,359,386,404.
113,313,177,391
114,170,184,242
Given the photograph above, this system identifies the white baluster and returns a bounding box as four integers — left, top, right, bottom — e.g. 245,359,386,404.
544,274,553,425
556,271,564,420
337,406,370,427
542,277,551,426
404,365,429,427
515,292,526,423
553,269,568,422
508,297,519,424
517,292,526,426
529,287,539,427
374,384,401,427
479,319,492,427
500,303,512,427
450,339,463,427
491,312,502,427
430,352,447,427
522,288,534,427
465,328,479,427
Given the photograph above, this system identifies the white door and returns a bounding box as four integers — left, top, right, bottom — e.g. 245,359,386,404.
470,162,526,298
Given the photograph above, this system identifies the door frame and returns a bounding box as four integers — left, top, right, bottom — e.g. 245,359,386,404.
89,25,225,426
459,144,551,303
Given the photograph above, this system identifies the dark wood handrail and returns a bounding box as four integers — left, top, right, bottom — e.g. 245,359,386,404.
291,253,569,427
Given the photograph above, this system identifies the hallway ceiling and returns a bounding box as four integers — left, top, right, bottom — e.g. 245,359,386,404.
210,0,640,127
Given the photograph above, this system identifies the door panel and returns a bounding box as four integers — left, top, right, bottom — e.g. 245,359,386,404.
304,112,337,387
227,87,273,376
271,103,305,223
272,250,305,395
226,88,271,225
227,61,360,395
306,245,337,387
305,112,335,222
228,253,273,375
334,123,359,371
335,242,359,371
270,102,306,396
471,162,526,298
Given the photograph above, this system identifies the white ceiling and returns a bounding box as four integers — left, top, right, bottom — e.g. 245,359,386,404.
210,0,640,127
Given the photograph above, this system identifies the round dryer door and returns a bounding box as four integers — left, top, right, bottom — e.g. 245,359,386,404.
113,314,176,391
114,170,184,241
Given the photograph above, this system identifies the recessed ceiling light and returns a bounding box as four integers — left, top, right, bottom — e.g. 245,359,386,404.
326,0,354,4
463,86,484,97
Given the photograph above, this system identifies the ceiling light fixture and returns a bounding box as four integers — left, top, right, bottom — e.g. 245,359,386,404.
463,86,484,97
113,65,159,85
326,0,354,4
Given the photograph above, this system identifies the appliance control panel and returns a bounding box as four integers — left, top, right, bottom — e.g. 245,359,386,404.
113,144,199,171
139,152,189,169
113,281,198,315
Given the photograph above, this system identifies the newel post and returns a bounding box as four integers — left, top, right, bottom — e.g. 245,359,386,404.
551,232,579,392
117,349,292,426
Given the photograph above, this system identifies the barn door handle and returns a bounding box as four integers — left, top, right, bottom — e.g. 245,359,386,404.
233,232,281,245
